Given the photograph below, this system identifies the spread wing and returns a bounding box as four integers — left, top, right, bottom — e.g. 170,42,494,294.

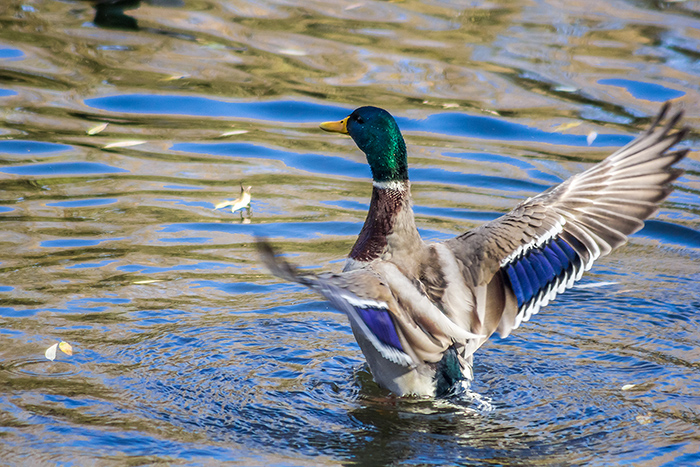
257,240,484,369
438,102,688,340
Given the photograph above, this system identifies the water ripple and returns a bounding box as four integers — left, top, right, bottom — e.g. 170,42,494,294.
0,0,698,465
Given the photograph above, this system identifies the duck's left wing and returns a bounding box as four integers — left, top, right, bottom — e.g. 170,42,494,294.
257,240,483,368
438,103,688,340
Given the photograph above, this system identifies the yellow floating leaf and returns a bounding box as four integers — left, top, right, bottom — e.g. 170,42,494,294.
214,186,251,213
553,121,582,132
198,41,227,50
636,413,652,425
104,140,147,149
87,123,109,135
162,74,188,81
214,200,233,210
59,341,73,356
45,343,58,361
228,199,250,213
133,279,164,284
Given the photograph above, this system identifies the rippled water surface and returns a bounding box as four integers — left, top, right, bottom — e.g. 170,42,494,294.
1,0,700,465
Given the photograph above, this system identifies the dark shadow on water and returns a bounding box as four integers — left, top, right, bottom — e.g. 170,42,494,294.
89,0,190,38
93,0,141,30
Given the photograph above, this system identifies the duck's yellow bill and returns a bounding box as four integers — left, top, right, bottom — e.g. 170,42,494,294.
319,116,349,134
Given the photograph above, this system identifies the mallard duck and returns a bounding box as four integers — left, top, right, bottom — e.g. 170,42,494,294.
258,103,688,397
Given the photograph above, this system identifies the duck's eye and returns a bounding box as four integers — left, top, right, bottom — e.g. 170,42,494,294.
355,116,364,124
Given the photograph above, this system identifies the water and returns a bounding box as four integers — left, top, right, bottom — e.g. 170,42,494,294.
1,0,699,465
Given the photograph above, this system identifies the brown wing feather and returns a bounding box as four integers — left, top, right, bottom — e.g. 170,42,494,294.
442,103,688,339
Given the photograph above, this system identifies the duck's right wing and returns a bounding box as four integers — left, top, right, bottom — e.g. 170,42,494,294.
430,103,688,340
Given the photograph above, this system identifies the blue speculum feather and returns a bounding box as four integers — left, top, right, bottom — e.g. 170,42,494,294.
505,237,581,309
527,250,552,285
531,249,556,279
544,241,566,272
505,264,525,307
356,306,404,351
513,261,535,304
557,237,579,263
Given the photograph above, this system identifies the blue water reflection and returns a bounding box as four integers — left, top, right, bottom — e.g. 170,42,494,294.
1,162,128,175
599,79,686,102
0,48,24,60
173,142,370,179
159,221,452,242
90,95,634,147
87,95,348,122
40,238,122,248
397,113,631,147
47,198,118,208
175,141,555,191
117,261,239,273
0,140,72,155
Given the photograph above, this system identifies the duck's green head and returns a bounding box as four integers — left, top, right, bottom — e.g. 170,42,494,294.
320,106,408,183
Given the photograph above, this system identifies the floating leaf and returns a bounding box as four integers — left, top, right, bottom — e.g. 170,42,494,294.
59,341,73,356
587,131,598,146
636,413,652,425
45,343,58,361
215,197,250,212
219,130,248,137
215,185,251,213
214,200,233,210
553,121,582,132
481,108,501,116
104,140,146,149
554,85,578,93
198,40,227,50
133,279,164,284
278,48,306,56
162,74,188,81
87,123,109,135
